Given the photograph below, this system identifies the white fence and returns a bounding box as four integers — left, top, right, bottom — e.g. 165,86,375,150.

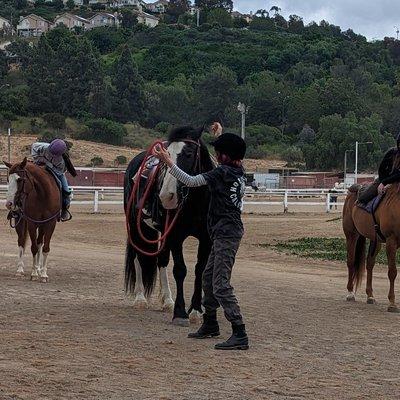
0,185,347,213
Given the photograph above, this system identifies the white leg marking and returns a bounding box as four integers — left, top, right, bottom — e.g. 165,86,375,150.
31,253,39,281
37,244,43,272
16,246,25,276
189,309,203,324
133,258,148,309
40,252,49,283
346,291,356,302
159,267,174,311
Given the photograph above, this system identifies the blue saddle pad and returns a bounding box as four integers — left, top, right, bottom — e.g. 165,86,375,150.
357,194,384,214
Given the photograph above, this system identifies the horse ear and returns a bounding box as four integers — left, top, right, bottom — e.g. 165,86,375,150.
20,157,27,169
192,125,205,140
3,160,12,169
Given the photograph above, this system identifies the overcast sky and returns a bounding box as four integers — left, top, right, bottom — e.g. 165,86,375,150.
234,0,400,40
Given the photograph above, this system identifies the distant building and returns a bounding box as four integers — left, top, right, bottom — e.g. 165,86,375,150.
135,10,159,27
54,13,91,31
89,13,119,28
110,0,144,9
0,16,12,35
145,0,169,14
17,14,52,37
231,11,253,23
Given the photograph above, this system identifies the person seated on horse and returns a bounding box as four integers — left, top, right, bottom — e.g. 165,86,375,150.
154,122,249,351
359,133,400,203
31,139,76,221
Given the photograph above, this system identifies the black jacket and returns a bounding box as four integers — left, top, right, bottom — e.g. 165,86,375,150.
378,148,400,185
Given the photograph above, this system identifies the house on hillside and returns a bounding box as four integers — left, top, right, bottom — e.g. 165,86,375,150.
89,13,119,28
135,10,159,27
145,0,168,14
17,14,52,37
231,11,254,23
0,16,12,35
110,0,144,10
54,13,92,31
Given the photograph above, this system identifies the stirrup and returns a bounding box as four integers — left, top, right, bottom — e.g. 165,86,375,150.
61,210,72,222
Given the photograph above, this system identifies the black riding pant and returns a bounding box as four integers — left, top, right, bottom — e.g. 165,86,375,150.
202,237,244,326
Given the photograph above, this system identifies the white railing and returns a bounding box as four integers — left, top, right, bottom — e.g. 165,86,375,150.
0,185,347,213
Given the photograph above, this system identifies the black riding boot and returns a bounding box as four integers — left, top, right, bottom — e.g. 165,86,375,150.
215,324,249,350
188,312,220,339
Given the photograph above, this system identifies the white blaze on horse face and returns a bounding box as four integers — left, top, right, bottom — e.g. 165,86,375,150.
6,173,20,209
159,142,185,210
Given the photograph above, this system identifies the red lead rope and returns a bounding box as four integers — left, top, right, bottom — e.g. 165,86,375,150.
125,141,182,257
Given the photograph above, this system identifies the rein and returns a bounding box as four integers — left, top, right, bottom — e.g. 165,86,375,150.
10,168,61,227
126,139,201,257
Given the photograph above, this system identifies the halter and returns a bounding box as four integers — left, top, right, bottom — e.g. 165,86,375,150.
126,139,202,257
9,167,62,227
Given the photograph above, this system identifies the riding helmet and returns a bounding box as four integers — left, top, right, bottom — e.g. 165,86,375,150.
210,133,246,161
49,139,67,156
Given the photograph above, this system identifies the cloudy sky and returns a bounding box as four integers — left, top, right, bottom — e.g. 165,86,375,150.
234,0,400,40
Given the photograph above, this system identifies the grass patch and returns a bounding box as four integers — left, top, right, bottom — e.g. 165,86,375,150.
267,237,399,264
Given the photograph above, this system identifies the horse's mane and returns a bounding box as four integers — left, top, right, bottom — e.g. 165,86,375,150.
168,125,204,143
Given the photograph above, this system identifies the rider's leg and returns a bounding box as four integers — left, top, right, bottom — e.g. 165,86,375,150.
57,172,71,220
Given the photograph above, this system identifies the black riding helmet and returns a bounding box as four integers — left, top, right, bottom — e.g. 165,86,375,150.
210,133,246,161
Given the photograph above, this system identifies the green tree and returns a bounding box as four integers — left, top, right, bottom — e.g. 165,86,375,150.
207,8,232,27
195,0,233,12
111,46,146,123
166,0,190,22
66,0,75,10
121,9,138,29
193,65,237,124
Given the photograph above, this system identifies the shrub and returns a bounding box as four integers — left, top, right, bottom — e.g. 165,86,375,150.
37,130,66,143
80,118,127,145
43,113,66,130
115,155,127,165
281,146,304,164
90,156,104,166
155,121,171,134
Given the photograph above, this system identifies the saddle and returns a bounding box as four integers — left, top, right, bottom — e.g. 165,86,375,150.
133,157,165,230
354,185,386,242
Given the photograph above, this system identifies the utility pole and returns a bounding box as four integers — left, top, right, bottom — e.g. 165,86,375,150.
354,141,372,184
344,149,353,188
237,102,249,140
395,26,399,40
196,8,200,27
7,127,11,163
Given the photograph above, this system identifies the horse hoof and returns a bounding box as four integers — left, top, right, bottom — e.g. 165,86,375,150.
162,299,174,312
172,318,190,327
30,275,38,281
133,299,148,310
189,310,202,324
367,298,376,305
15,271,25,278
388,305,400,313
346,294,356,302
40,277,49,283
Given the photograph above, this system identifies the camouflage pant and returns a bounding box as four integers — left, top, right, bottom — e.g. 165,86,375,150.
202,237,244,326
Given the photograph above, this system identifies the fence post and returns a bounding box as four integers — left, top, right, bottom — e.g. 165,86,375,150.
94,190,99,213
284,190,288,213
326,193,331,213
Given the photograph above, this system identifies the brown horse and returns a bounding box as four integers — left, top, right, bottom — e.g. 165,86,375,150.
343,184,400,312
4,158,61,282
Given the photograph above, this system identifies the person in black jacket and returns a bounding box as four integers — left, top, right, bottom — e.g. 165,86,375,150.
358,134,400,203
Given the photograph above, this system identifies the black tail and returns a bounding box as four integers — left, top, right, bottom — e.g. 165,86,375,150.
353,235,366,291
124,152,158,297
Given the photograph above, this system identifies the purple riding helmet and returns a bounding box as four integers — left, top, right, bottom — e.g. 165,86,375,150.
49,139,67,156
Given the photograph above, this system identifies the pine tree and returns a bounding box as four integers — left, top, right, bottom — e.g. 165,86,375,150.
111,46,146,123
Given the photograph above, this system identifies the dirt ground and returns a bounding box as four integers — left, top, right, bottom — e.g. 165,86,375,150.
1,208,400,400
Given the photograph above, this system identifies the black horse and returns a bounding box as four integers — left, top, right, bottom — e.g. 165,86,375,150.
124,126,214,325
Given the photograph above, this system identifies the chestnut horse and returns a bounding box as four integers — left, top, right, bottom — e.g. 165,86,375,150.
4,158,61,282
343,184,400,312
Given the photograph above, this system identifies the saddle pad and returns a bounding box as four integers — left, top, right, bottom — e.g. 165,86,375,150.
357,193,384,214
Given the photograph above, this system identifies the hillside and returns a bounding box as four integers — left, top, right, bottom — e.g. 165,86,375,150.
1,2,400,172
0,134,285,171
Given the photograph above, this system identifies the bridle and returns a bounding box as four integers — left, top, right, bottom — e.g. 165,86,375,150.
8,167,61,227
126,139,202,257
